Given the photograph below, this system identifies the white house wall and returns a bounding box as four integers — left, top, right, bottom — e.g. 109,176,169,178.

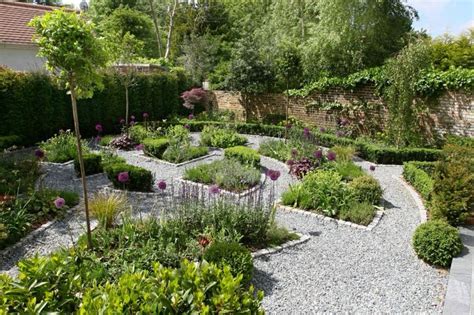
0,43,45,71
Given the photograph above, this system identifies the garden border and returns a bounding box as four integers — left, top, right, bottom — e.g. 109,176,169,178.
135,151,218,167
177,173,267,199
252,233,311,258
40,160,74,167
276,202,384,231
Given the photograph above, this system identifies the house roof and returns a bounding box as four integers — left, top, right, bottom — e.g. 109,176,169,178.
0,2,74,46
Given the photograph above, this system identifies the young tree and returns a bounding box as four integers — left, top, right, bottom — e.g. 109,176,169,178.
30,10,108,249
275,41,303,138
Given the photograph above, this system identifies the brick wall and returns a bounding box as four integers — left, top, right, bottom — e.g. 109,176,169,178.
210,86,474,137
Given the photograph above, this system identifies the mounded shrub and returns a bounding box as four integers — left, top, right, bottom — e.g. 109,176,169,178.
348,175,383,205
200,125,247,148
412,220,463,267
339,201,376,226
430,144,474,225
203,241,253,286
104,163,153,192
39,130,89,163
74,153,103,177
162,144,208,163
79,260,263,313
224,146,261,167
143,138,169,158
403,162,434,200
109,134,136,150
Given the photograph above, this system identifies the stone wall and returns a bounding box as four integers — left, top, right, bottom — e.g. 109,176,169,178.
209,86,474,137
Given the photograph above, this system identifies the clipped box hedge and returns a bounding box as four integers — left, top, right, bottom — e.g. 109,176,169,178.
104,163,153,192
224,146,261,167
143,138,170,158
74,153,103,177
403,162,435,200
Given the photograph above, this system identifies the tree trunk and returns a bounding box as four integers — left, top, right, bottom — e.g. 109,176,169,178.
164,0,178,60
70,81,93,249
285,78,289,140
125,85,129,126
148,0,163,57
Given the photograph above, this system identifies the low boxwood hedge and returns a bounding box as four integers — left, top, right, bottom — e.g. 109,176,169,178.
74,153,103,177
143,138,169,159
403,162,435,200
224,146,261,167
104,163,153,192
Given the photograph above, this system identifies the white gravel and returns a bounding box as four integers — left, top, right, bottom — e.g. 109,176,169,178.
0,134,447,313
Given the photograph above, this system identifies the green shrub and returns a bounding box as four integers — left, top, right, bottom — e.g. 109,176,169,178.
203,241,253,286
356,141,441,164
430,144,474,225
184,160,261,193
445,134,474,148
403,162,434,200
79,260,263,314
98,135,115,146
166,124,190,143
0,156,40,194
281,184,313,209
258,139,289,162
224,146,261,167
348,175,383,205
143,138,169,158
0,135,21,150
339,201,376,226
330,161,365,181
331,145,356,163
104,163,153,192
74,153,103,177
100,152,126,168
412,220,463,267
128,125,149,143
162,144,208,163
39,130,89,163
200,125,247,148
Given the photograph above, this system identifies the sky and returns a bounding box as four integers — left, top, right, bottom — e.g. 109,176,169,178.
406,0,473,37
63,0,473,38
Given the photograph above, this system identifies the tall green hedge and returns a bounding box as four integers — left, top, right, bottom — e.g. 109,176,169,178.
0,69,189,145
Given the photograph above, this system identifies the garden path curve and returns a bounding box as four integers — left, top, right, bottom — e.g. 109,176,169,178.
0,133,447,314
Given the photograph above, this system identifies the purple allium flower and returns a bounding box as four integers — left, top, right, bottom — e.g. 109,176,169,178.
286,123,292,129
143,112,149,119
184,124,190,129
130,115,135,121
119,118,125,124
327,151,337,161
188,113,194,120
303,127,311,138
336,130,344,137
267,169,281,181
34,149,44,159
157,180,167,190
95,124,103,133
117,171,129,183
291,148,298,157
209,184,220,194
135,144,144,151
95,136,102,143
319,127,326,133
54,197,65,209
369,165,376,171
130,120,136,126
313,149,323,159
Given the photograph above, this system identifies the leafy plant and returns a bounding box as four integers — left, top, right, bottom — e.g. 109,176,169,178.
331,145,356,163
162,144,208,163
39,130,89,163
224,146,261,167
0,156,40,195
413,220,463,267
330,161,365,181
203,241,253,285
200,125,247,148
143,138,169,158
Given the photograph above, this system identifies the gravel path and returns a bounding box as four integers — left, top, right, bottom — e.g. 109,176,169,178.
0,133,447,313
253,161,447,314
